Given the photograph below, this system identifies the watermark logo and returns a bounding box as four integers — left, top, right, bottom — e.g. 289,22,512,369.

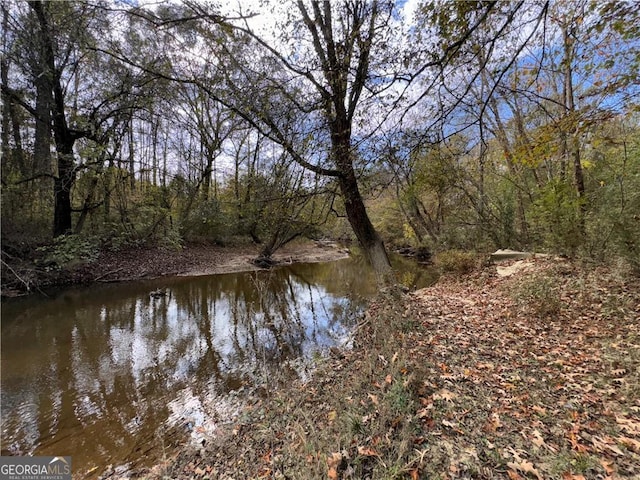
0,457,71,480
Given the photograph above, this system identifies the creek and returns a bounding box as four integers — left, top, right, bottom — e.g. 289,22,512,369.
1,253,437,478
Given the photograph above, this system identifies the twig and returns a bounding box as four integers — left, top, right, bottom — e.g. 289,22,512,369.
0,258,31,292
94,267,124,282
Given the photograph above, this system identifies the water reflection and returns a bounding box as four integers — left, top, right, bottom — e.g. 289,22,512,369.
1,254,437,477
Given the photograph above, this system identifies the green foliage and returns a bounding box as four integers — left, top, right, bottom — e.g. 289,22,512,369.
0,176,52,247
385,380,414,416
179,198,235,244
99,224,145,251
529,180,584,255
36,234,99,270
434,249,477,274
582,126,640,270
371,198,407,247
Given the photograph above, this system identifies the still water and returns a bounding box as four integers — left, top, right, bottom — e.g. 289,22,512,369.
1,254,436,477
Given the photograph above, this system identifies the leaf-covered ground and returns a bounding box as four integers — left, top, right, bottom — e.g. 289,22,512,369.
139,257,639,480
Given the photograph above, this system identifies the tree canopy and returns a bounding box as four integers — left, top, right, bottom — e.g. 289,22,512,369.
2,0,639,275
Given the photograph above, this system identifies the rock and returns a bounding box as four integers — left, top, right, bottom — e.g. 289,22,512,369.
489,249,532,262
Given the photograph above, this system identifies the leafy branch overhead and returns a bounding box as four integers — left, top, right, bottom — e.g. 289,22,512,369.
1,0,639,274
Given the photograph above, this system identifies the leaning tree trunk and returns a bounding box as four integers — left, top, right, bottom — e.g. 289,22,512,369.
338,166,392,278
332,124,392,278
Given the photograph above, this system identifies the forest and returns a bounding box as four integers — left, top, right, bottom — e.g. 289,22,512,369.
2,2,640,478
1,0,639,285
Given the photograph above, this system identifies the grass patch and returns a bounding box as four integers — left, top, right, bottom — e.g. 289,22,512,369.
511,271,562,318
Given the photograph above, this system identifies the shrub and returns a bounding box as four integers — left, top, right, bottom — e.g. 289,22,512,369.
434,249,477,274
511,273,562,318
36,234,99,270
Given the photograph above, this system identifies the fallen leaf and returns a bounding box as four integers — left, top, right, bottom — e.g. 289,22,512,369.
327,452,342,470
490,412,503,429
328,467,338,480
368,393,379,406
531,429,546,449
432,389,457,402
532,405,547,416
327,410,337,422
507,470,523,480
507,460,543,480
616,415,640,435
562,474,585,480
618,436,640,453
568,431,589,453
357,446,379,457
599,459,615,475
258,467,272,478
605,443,625,456
385,374,393,384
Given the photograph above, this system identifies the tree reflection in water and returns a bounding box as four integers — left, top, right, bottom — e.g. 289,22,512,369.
0,255,437,477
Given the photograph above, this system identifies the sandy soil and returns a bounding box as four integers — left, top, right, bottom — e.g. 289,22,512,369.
178,241,351,277
1,240,350,296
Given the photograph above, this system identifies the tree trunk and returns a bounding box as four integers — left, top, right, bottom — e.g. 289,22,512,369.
30,0,76,236
33,65,52,173
53,148,75,236
338,166,391,277
9,101,27,175
1,5,9,170
562,23,586,236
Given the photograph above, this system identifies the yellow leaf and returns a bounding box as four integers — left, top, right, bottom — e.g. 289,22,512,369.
327,410,337,422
